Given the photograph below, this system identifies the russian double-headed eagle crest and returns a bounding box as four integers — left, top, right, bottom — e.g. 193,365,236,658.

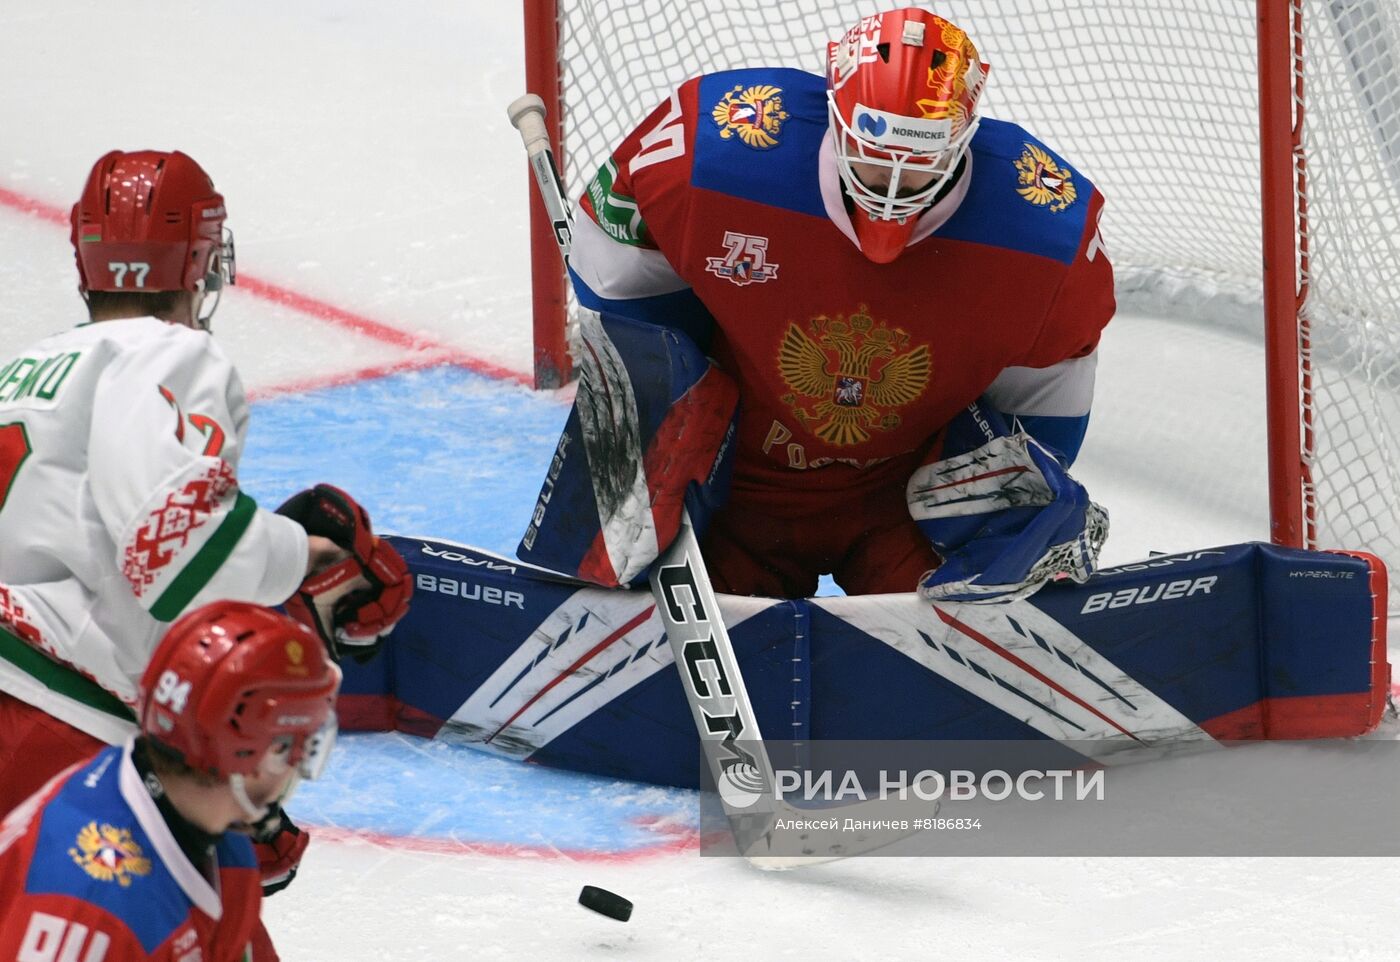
778,308,930,446
712,84,789,149
1015,143,1077,212
69,822,152,887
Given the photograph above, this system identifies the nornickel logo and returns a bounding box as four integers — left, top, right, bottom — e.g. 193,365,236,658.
857,113,887,137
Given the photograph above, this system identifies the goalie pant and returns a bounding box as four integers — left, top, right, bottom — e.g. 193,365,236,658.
701,397,1107,599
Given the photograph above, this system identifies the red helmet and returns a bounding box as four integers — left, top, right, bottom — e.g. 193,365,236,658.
138,600,341,781
827,9,989,263
70,150,236,321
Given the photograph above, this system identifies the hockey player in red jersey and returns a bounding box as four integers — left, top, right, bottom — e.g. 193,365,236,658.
0,150,411,957
0,600,341,962
519,8,1112,603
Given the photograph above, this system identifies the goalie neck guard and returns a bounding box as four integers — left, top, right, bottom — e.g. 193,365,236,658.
826,8,989,263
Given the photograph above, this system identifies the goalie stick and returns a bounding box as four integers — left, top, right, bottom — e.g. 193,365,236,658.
507,95,574,263
507,94,931,867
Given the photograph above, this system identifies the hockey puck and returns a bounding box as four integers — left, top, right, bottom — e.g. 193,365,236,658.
578,884,632,922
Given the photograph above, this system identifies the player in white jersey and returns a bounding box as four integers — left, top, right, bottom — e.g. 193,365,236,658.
0,150,412,960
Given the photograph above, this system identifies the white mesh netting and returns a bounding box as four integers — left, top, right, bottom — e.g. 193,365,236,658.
551,0,1400,601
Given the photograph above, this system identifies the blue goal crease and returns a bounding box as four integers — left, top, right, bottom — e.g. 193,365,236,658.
244,367,699,853
241,365,568,557
292,732,698,852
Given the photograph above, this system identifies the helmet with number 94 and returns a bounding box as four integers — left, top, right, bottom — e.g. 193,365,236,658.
138,600,341,795
70,149,237,327
827,8,990,263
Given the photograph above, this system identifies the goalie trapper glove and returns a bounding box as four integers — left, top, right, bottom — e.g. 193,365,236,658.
249,805,309,897
908,400,1108,604
277,484,412,662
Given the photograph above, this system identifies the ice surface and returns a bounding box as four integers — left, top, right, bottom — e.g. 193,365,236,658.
2,3,1397,959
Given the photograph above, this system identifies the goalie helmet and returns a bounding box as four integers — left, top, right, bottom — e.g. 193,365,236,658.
826,9,989,263
138,600,341,784
70,149,236,326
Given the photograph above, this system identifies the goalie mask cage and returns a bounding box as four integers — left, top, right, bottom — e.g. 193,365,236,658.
522,0,1400,604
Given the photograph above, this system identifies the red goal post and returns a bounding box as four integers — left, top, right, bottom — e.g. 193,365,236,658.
522,0,570,391
522,0,1400,601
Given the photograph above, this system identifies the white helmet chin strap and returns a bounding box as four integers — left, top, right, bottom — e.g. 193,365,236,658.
228,773,270,822
225,717,331,825
228,771,303,824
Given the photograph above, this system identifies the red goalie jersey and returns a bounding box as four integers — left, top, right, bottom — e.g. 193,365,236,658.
567,66,1114,596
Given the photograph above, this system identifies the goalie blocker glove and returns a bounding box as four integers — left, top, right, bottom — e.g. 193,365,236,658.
908,399,1108,604
277,484,412,661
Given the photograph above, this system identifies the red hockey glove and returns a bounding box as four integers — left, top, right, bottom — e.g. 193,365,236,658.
250,806,310,897
277,484,412,662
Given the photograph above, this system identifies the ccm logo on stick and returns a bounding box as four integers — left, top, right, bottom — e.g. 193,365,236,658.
655,558,760,770
1080,576,1217,614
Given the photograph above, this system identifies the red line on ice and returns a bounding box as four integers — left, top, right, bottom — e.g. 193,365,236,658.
0,186,68,224
0,186,532,389
244,353,483,402
307,820,704,863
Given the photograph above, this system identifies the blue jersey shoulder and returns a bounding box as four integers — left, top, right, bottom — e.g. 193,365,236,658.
690,67,828,217
935,118,1096,265
25,748,194,954
216,830,257,870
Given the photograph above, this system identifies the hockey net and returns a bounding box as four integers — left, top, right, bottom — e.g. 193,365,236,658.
527,0,1400,604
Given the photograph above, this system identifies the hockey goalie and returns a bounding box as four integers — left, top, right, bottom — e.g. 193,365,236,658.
335,6,1389,789
517,6,1111,608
